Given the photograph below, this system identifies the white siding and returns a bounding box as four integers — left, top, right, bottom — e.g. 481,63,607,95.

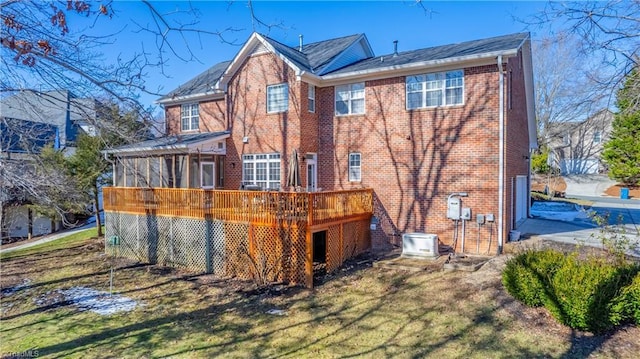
248,42,269,57
320,38,371,75
560,159,599,175
5,206,52,238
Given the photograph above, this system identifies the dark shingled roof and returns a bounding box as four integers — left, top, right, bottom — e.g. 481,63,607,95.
157,32,528,101
261,36,311,71
262,33,365,73
158,61,232,102
107,131,230,154
158,33,366,101
326,32,529,75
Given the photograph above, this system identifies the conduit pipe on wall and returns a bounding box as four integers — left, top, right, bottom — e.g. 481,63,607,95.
497,55,504,254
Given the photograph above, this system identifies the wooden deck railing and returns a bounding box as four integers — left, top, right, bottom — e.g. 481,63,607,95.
103,187,373,227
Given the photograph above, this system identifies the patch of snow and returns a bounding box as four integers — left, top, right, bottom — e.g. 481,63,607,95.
34,286,138,315
266,308,287,316
530,201,590,222
1,279,31,297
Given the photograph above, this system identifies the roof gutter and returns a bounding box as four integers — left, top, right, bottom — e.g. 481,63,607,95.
103,133,231,156
156,91,225,106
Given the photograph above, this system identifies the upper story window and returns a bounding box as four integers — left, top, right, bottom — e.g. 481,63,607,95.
406,70,464,109
593,131,602,144
308,84,316,113
267,83,289,113
348,152,361,182
335,82,365,116
563,133,571,146
181,103,199,131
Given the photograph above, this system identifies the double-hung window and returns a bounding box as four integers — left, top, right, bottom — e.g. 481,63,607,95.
308,84,315,113
181,103,199,131
242,153,281,190
406,70,464,109
348,152,361,182
267,83,289,113
593,131,602,144
335,82,365,115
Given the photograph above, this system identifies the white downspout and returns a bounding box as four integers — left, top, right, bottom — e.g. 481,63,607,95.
497,55,505,254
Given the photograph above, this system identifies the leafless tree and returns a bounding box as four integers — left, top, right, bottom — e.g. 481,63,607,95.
1,1,271,239
534,34,606,147
526,0,640,113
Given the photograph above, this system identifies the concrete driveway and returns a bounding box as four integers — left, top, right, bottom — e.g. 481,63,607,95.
518,196,640,257
563,174,617,197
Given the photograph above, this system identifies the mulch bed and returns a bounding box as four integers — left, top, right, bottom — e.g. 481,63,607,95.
604,184,640,199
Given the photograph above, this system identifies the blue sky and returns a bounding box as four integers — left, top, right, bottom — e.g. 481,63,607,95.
91,1,551,108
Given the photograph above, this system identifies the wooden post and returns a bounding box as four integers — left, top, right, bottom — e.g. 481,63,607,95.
305,228,313,288
205,214,212,273
171,155,176,188
27,207,33,240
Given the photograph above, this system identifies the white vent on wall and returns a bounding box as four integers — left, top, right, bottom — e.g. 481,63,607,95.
402,233,439,258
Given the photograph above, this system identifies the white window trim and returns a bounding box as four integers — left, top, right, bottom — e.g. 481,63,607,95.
267,83,289,113
242,153,281,190
406,70,464,110
593,131,602,144
348,152,361,182
200,161,215,189
308,84,315,113
181,103,199,132
335,82,365,116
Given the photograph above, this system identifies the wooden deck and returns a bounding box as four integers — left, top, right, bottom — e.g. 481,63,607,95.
103,187,374,228
103,187,374,288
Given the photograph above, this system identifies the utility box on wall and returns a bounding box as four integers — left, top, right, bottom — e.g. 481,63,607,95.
401,233,439,258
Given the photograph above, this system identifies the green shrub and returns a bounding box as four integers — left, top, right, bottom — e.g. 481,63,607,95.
502,249,565,307
531,148,551,174
547,256,613,332
503,249,640,333
610,273,640,326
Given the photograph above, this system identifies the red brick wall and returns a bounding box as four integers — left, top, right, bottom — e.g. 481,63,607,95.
163,52,532,255
222,53,318,190
165,99,226,135
317,65,517,254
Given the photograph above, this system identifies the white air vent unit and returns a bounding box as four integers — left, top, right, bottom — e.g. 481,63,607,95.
402,233,439,258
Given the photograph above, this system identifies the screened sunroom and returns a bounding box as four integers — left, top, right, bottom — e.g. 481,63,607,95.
105,131,229,189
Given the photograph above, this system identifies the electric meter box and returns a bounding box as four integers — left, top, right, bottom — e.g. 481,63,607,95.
447,197,461,219
461,207,472,220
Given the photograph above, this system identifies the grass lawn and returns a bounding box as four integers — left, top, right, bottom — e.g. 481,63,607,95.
1,231,639,358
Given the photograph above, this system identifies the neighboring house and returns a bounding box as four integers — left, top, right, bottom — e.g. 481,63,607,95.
547,109,613,175
105,31,535,263
1,90,101,152
1,118,61,239
0,90,100,240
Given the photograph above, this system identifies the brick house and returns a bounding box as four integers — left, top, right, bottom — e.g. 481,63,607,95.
106,31,536,258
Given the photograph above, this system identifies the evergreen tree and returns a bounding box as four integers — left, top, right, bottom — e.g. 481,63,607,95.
602,68,640,186
67,104,152,236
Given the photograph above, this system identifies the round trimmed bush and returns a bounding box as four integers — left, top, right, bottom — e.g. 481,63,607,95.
502,249,565,307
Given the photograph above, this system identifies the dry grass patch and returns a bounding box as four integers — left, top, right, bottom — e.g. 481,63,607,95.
1,234,639,358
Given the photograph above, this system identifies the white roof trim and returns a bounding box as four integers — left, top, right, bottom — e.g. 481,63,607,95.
156,91,224,106
216,33,304,90
104,133,231,156
521,39,538,150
